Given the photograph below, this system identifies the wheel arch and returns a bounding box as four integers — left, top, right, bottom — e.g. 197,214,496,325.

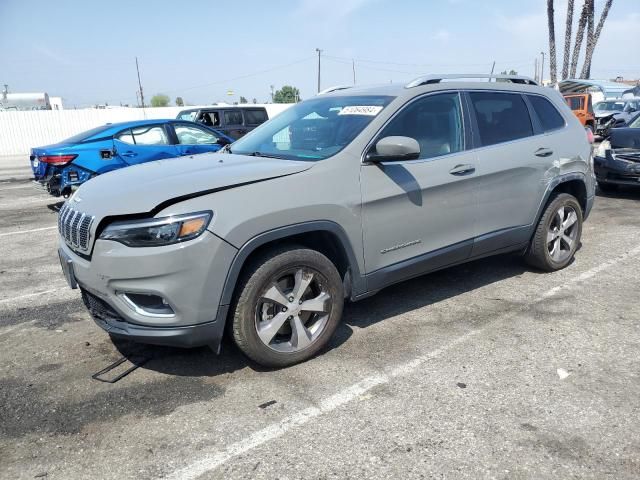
219,221,365,308
534,173,589,230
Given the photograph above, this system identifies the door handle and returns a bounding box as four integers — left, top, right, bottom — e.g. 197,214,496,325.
535,148,554,157
449,164,475,176
122,151,138,157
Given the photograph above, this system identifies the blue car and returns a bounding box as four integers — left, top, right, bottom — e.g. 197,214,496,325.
30,119,234,197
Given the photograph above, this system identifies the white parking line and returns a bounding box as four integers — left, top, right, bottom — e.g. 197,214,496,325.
0,183,35,191
0,226,57,237
0,287,65,305
167,243,640,480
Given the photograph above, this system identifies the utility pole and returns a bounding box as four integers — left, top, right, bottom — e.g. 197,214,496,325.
540,51,545,85
489,60,496,81
352,59,356,85
534,58,539,83
135,57,145,108
316,48,322,93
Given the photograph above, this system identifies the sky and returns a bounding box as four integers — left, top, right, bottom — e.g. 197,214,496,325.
1,0,638,108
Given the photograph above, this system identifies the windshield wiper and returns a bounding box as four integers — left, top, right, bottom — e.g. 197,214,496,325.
247,151,284,159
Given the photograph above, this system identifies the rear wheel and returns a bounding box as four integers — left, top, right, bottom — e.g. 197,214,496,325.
525,193,583,272
231,247,344,368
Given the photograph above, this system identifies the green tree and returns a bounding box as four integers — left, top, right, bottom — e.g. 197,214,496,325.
500,69,518,75
150,94,170,107
239,96,248,104
273,85,300,104
252,98,257,104
175,96,184,107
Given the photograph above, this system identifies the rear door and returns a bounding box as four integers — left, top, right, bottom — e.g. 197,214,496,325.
467,90,564,256
112,124,178,166
171,122,225,156
222,109,247,139
243,108,269,133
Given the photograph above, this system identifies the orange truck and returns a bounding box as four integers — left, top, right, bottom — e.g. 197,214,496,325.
563,93,596,133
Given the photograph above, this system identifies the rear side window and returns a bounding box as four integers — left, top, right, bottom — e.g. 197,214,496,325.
177,111,197,121
243,109,268,125
469,92,533,146
528,95,565,132
566,97,583,111
223,110,243,125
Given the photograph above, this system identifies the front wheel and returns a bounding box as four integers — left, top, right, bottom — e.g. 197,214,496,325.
525,193,583,272
231,247,344,368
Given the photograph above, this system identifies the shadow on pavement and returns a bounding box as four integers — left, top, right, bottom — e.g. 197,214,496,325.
118,252,530,378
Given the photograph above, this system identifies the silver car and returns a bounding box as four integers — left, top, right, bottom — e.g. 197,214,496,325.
57,74,595,367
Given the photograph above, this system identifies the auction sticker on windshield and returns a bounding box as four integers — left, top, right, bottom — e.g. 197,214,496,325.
338,106,384,116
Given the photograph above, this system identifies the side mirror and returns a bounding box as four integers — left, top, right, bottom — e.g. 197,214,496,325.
367,136,420,162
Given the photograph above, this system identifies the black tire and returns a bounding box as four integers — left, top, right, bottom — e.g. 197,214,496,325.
231,246,344,368
597,181,618,193
525,193,583,272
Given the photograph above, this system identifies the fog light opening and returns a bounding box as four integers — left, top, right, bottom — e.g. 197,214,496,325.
118,292,175,318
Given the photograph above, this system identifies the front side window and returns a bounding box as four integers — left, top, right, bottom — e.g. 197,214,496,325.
116,125,169,145
376,92,463,159
224,110,243,125
469,92,533,146
230,95,394,161
174,124,218,144
629,115,640,128
244,109,268,125
528,95,565,132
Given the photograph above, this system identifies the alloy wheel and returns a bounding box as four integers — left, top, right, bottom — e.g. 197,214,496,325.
547,205,579,263
255,268,332,353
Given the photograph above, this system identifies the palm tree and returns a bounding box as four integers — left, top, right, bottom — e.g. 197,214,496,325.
579,0,595,78
547,0,558,83
561,0,575,80
580,0,613,79
569,0,590,78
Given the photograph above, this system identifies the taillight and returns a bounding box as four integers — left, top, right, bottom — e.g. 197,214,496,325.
38,154,78,166
585,127,594,144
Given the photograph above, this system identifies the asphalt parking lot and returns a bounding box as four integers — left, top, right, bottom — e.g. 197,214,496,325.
1,154,640,480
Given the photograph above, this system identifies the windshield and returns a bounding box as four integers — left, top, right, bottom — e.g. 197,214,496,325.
62,125,113,143
595,101,625,112
230,95,394,161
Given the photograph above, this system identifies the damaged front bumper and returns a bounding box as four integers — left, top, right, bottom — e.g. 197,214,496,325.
594,149,640,186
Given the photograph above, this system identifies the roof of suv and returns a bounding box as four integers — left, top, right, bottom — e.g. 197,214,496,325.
322,76,553,101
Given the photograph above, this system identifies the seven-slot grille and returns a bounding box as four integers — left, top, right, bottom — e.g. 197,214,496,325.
58,203,94,253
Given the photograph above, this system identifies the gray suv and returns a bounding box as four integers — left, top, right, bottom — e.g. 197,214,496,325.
57,74,595,367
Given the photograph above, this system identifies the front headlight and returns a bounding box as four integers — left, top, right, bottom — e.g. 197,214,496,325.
100,211,212,247
596,140,611,158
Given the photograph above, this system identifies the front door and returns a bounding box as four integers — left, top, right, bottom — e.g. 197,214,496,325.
360,92,477,285
112,124,177,168
171,123,224,156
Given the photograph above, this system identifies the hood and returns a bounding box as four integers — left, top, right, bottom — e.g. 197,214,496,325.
595,111,617,119
610,128,640,150
69,153,314,219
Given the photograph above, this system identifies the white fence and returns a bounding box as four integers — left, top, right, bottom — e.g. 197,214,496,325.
0,107,190,156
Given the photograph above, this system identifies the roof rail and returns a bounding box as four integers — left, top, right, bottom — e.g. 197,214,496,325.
317,85,353,95
405,74,538,88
